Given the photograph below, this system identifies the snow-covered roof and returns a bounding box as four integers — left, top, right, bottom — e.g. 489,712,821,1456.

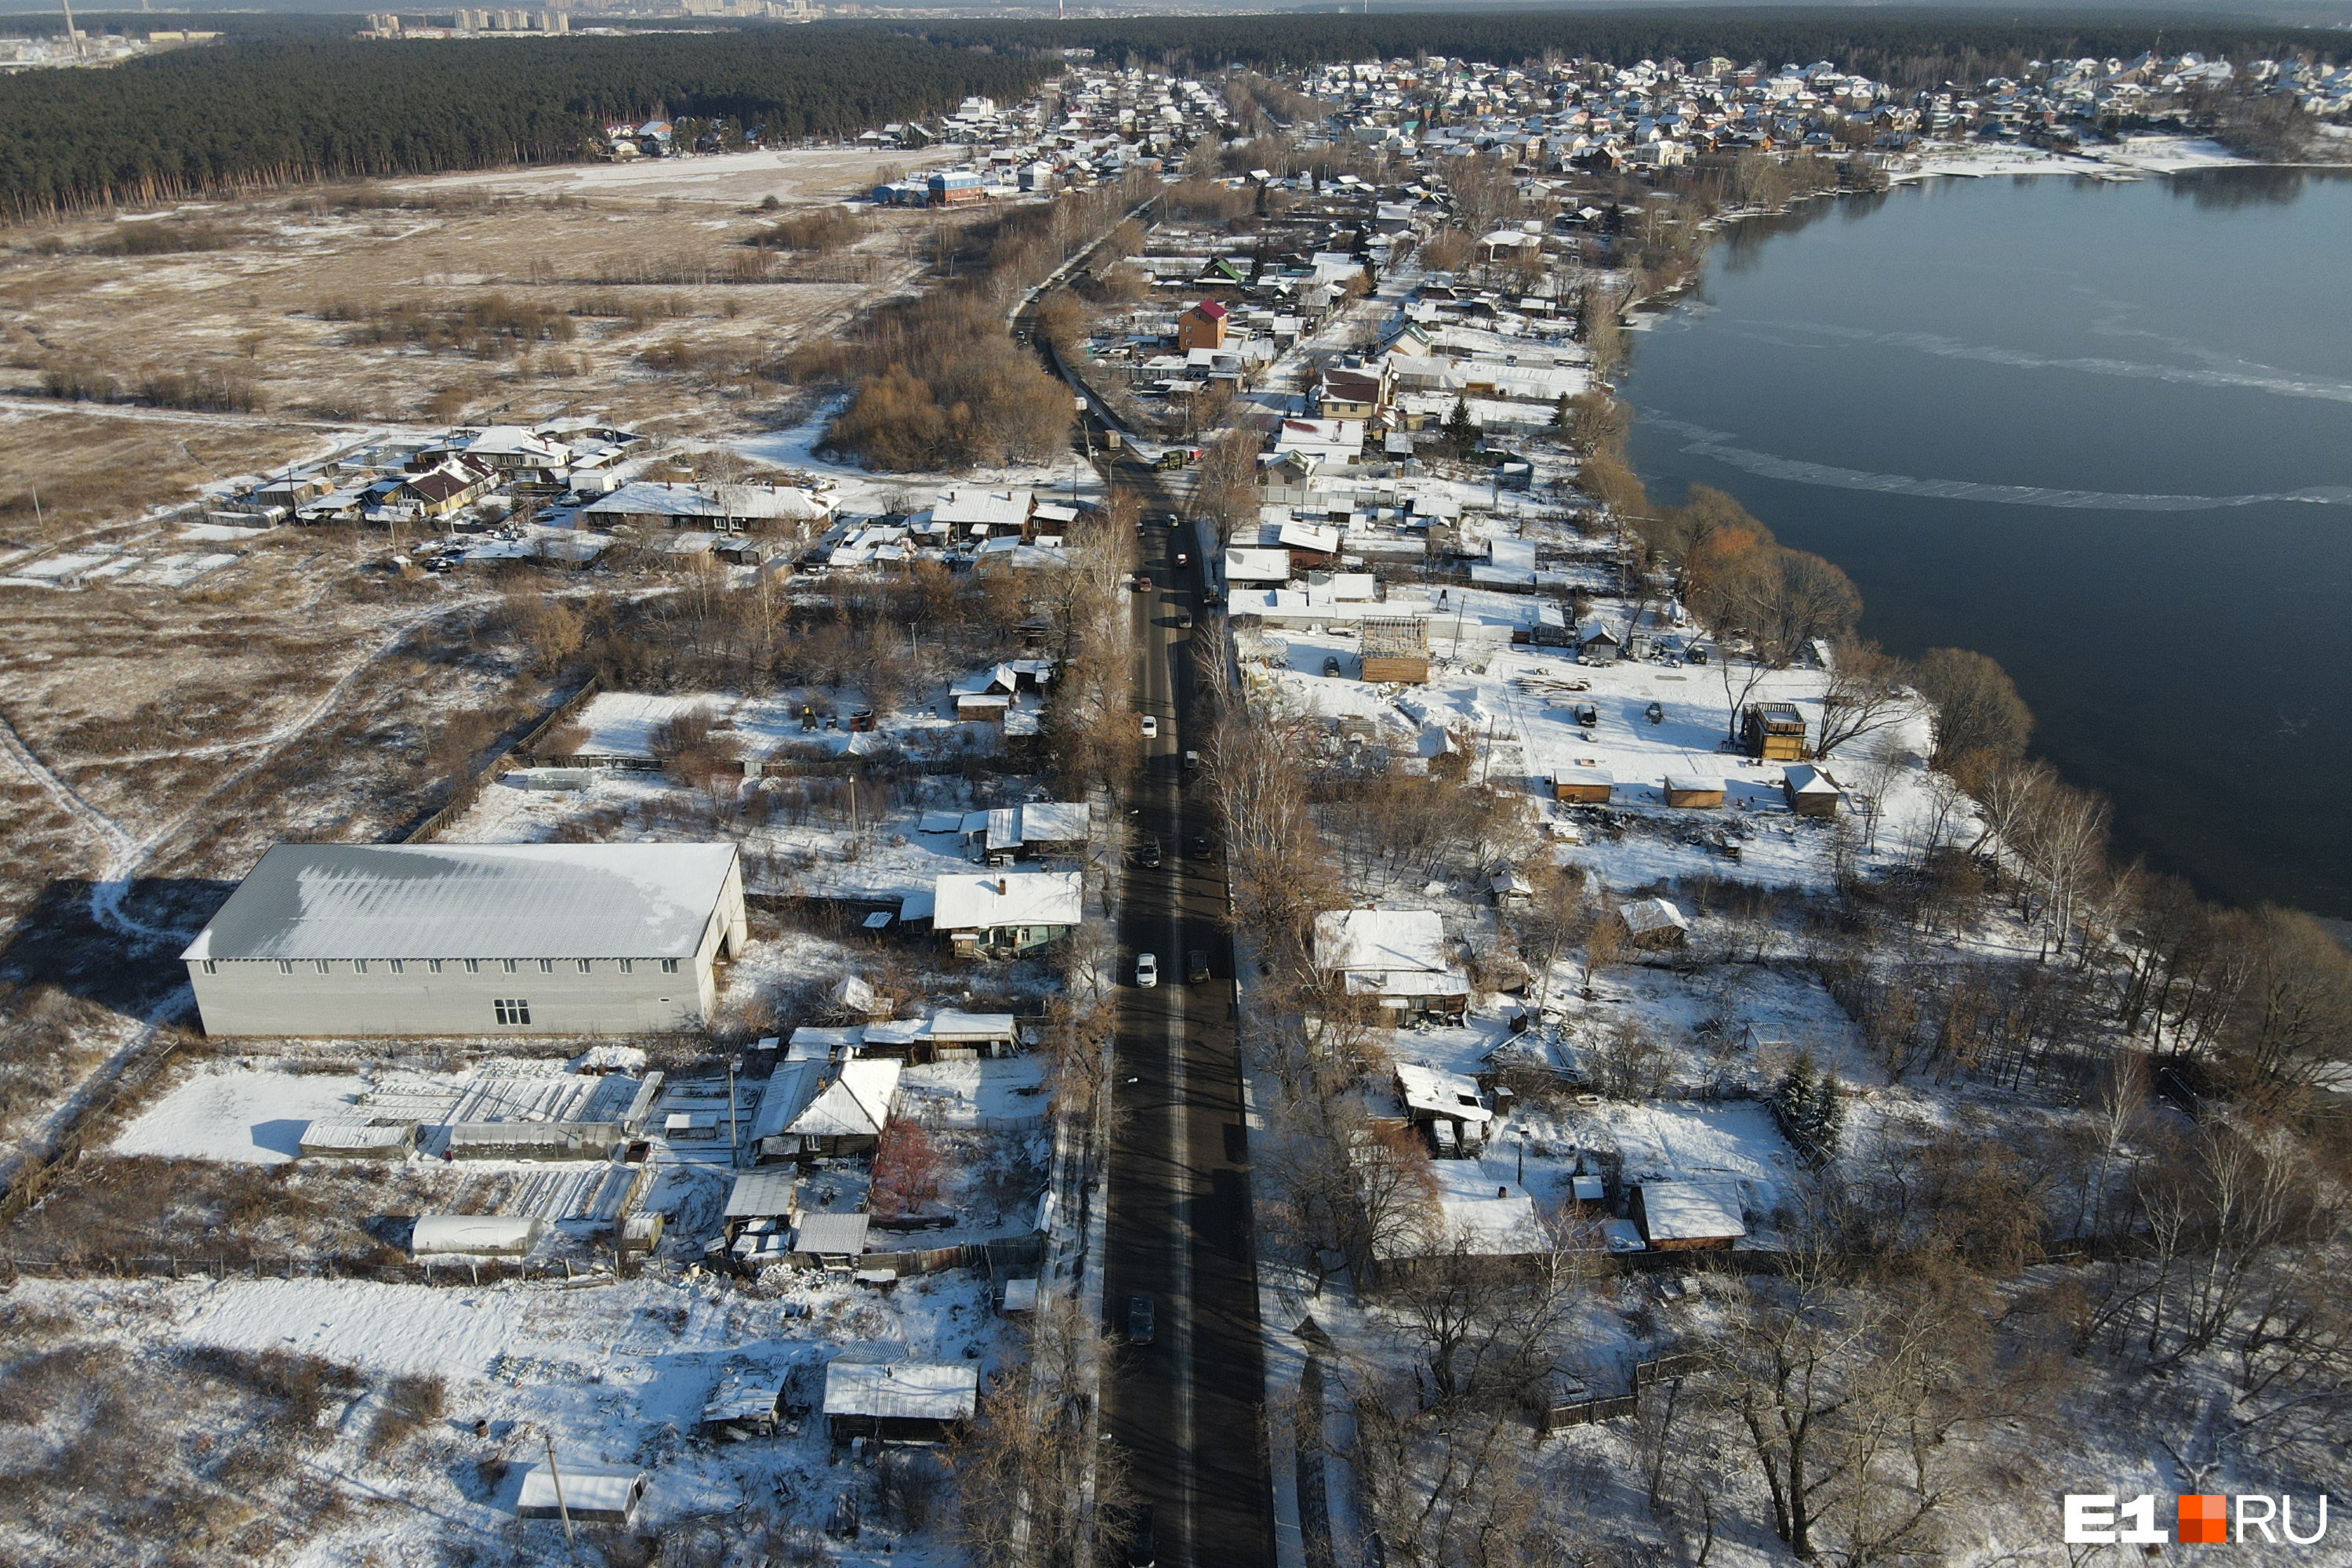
1314,909,1446,975
299,1119,411,1152
1784,764,1841,797
1396,1062,1493,1126
786,1060,902,1139
1617,898,1689,937
932,872,1083,931
931,487,1032,528
1664,773,1724,793
1639,1179,1748,1243
581,481,829,522
516,1461,644,1519
182,844,739,963
1225,548,1293,584
1019,800,1090,844
822,1361,979,1421
927,1011,1018,1043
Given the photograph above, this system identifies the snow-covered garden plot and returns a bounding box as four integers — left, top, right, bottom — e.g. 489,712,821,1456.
111,1068,374,1164
0,1259,1013,1567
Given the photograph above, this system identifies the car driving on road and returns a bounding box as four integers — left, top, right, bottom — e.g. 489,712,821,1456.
1134,953,1158,988
1187,949,1210,984
1140,714,1158,739
1128,1294,1156,1345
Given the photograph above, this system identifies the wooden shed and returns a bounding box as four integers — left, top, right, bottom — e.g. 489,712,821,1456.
1631,1180,1746,1251
823,1362,978,1446
1551,767,1613,804
1662,773,1725,810
516,1461,647,1526
1781,764,1842,818
1359,617,1432,684
1741,702,1808,761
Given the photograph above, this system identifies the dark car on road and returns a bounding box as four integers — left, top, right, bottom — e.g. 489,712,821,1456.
1188,834,1214,860
1134,834,1162,868
1128,1294,1156,1345
1126,1507,1157,1568
1187,949,1210,984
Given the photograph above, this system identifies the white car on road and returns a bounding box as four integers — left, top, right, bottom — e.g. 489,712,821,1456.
1135,953,1159,988
1140,715,1159,739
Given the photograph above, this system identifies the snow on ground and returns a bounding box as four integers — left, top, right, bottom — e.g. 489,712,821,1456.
167,1276,528,1379
898,1056,1053,1131
733,398,1105,517
13,1261,1011,1559
111,1068,370,1164
1264,625,1955,895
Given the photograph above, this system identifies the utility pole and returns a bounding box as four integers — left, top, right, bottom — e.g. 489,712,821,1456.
725,1055,739,1168
542,1432,582,1567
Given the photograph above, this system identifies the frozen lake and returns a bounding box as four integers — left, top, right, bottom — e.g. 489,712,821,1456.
1623,165,2352,916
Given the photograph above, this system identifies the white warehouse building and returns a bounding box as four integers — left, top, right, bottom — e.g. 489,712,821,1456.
181,844,749,1038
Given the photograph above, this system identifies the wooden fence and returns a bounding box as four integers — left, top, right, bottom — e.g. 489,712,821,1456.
402,673,605,844
1533,1352,1705,1433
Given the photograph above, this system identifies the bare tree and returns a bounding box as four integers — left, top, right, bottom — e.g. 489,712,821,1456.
1813,641,1918,760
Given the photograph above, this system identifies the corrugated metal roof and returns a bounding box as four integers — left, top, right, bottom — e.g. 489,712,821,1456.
822,1361,978,1421
183,844,738,963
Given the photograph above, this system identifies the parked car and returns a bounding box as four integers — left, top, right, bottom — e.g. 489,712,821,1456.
1646,701,1664,724
1127,1294,1156,1345
1322,655,1343,677
1134,574,1152,591
1174,550,1189,567
1140,715,1159,739
1135,834,1162,868
1574,702,1600,728
1135,953,1158,989
1175,610,1193,630
1187,949,1210,984
1188,834,1214,860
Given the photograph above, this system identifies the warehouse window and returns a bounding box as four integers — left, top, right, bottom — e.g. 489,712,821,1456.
502,959,518,975
494,999,532,1025
203,960,217,975
619,960,633,975
464,960,479,975
315,960,331,975
428,960,443,974
539,959,554,974
389,960,404,975
661,958,681,975
278,960,293,975
576,959,592,974
354,960,368,975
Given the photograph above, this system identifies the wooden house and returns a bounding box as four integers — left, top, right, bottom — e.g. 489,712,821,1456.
1741,702,1808,760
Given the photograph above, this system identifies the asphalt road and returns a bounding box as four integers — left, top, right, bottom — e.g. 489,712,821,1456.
1101,457,1276,1568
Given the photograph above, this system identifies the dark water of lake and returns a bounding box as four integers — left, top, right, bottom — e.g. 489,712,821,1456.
1621,165,2352,919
